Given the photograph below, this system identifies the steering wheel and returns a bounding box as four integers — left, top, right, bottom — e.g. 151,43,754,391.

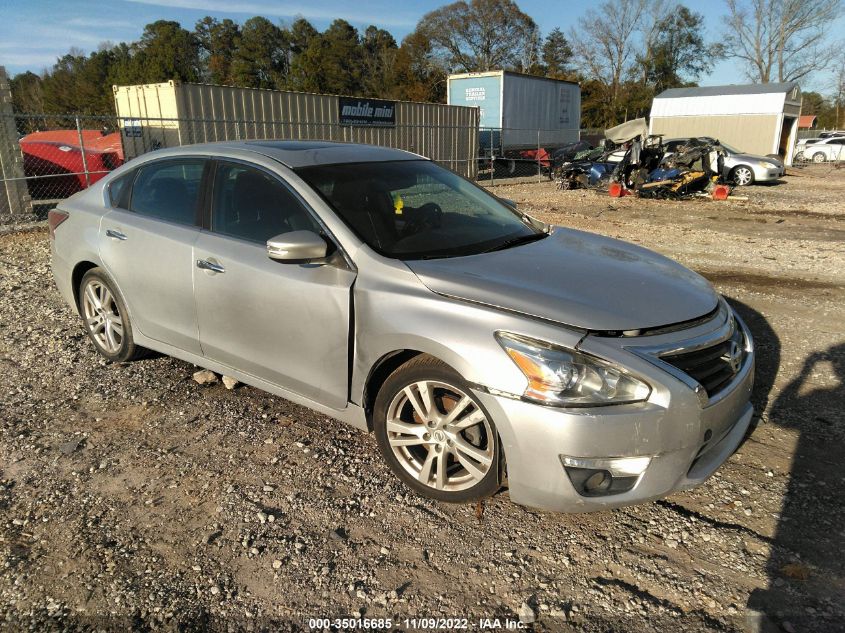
401,202,443,237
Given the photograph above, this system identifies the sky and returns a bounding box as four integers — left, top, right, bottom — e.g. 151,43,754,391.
0,0,842,94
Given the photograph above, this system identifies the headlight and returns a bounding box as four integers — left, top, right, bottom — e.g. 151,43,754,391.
496,332,652,406
757,160,774,168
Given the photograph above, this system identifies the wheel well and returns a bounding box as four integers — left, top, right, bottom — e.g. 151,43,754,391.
71,261,98,312
730,164,754,181
363,349,509,487
363,350,423,430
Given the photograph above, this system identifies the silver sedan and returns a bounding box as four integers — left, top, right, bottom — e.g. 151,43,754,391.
49,141,754,512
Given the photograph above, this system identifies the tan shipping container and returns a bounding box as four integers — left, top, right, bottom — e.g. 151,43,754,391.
113,81,479,177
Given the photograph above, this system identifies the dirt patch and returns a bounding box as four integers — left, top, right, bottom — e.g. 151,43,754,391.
697,269,843,292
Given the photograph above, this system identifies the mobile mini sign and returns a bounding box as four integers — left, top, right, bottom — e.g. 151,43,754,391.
338,97,396,126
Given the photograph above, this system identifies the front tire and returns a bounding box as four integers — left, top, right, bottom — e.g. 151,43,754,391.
373,355,501,503
731,165,755,186
812,152,826,163
79,268,144,362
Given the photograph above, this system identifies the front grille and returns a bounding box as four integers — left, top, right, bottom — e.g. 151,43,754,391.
661,325,746,398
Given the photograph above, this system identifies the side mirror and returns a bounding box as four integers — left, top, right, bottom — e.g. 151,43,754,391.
266,230,327,262
500,198,517,209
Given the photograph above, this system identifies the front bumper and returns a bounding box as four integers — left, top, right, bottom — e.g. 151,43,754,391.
753,165,784,181
475,318,755,513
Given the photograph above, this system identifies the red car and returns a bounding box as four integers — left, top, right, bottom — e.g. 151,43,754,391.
20,130,124,199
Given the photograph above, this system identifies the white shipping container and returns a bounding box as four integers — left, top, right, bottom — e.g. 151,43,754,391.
447,71,581,150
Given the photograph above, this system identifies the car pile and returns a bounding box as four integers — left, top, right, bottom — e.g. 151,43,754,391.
553,119,786,199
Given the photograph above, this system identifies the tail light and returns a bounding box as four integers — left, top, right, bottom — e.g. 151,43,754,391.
48,209,69,240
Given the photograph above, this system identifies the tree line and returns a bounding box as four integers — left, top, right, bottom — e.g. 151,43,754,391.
8,0,844,129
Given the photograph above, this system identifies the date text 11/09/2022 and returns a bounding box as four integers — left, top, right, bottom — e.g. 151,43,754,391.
307,617,528,629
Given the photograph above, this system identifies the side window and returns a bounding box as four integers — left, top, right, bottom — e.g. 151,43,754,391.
108,171,134,209
211,162,320,243
129,159,205,225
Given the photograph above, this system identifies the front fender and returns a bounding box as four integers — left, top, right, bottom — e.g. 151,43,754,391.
350,272,585,408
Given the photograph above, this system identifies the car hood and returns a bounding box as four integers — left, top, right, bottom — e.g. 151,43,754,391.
405,228,718,332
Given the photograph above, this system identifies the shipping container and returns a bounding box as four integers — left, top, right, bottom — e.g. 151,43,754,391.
447,71,581,150
113,81,480,177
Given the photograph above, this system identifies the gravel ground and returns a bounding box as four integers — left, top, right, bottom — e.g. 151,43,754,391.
0,165,843,632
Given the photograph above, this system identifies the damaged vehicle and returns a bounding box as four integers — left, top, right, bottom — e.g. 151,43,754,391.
554,119,657,192
50,141,754,512
664,138,784,186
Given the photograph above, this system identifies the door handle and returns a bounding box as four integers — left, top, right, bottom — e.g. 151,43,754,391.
106,229,127,241
196,259,225,274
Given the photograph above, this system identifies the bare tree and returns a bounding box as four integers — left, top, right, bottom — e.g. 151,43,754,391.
638,0,670,84
724,0,842,83
569,0,648,123
833,51,845,128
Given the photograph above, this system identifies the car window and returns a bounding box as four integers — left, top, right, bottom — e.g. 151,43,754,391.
130,159,204,225
211,162,320,243
108,171,134,209
297,160,544,259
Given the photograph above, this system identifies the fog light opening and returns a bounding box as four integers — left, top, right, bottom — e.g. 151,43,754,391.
560,455,653,497
584,470,612,493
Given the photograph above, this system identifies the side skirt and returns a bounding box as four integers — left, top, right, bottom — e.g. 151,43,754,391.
131,332,369,431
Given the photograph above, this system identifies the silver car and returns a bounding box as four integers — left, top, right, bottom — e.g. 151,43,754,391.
49,141,754,512
664,138,785,186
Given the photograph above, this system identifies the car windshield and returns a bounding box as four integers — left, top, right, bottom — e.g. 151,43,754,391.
717,141,742,154
296,160,545,259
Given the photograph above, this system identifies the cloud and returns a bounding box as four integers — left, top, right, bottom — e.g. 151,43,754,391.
124,0,418,27
65,17,136,29
0,50,61,71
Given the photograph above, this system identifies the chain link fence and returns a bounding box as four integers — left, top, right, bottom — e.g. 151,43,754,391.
0,112,596,219
0,113,479,218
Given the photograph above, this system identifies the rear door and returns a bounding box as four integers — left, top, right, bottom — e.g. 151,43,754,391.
100,158,207,355
192,160,356,408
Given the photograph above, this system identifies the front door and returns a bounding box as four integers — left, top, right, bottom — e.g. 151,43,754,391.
100,158,206,355
193,160,355,409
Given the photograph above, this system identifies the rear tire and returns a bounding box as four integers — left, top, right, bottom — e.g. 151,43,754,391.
812,152,826,163
79,268,145,362
373,355,501,503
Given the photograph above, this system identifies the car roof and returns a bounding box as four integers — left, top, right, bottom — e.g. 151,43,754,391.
164,140,425,168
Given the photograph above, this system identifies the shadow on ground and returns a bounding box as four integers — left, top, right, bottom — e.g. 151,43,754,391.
729,298,845,632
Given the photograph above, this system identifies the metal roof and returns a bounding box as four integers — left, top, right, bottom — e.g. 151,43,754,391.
655,83,799,99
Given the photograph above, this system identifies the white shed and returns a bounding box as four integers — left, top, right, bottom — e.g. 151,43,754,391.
649,83,802,166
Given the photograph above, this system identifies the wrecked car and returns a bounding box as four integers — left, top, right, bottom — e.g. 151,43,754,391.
664,138,784,186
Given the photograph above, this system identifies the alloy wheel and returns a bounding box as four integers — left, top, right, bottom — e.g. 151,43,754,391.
82,279,124,353
733,167,753,186
813,152,826,163
385,380,494,492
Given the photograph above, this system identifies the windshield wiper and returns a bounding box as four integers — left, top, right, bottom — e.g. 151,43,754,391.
482,232,548,253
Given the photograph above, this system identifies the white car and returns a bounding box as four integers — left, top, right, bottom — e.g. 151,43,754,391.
797,137,845,163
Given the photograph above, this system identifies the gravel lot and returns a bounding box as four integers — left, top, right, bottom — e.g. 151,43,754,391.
1,165,843,632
